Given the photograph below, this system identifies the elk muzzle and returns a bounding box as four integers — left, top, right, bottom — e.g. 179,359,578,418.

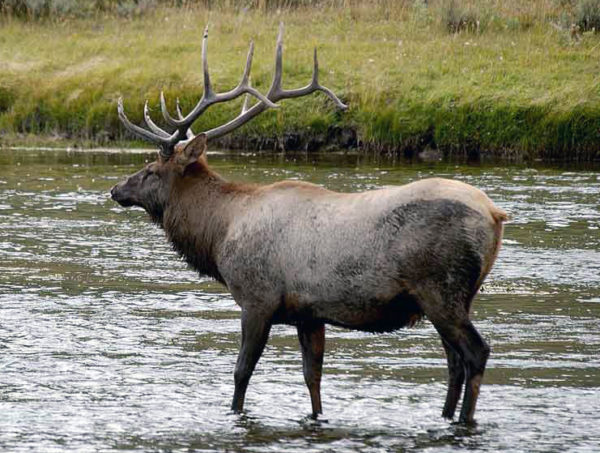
110,179,138,207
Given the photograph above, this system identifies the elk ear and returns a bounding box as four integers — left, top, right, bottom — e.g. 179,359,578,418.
177,133,207,168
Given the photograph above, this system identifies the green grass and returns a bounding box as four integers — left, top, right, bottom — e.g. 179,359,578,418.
0,1,599,160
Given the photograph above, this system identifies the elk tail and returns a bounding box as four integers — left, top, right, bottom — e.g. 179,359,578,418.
491,206,509,223
474,203,508,293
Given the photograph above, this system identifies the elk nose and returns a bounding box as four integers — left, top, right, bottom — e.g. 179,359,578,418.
110,182,134,207
110,183,125,202
110,185,118,200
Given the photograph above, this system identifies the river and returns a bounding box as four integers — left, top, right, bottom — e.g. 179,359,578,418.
1,148,599,452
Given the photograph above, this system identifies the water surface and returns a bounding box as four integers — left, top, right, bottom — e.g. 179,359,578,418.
1,148,599,451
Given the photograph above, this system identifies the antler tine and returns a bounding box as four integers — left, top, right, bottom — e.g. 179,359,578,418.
202,24,213,99
241,94,251,115
241,40,255,84
265,23,346,109
160,91,178,128
313,47,319,85
309,47,348,110
144,100,170,138
118,98,182,161
268,22,285,99
176,98,195,139
118,98,175,145
175,98,185,120
240,77,253,115
223,39,278,107
159,26,211,130
269,45,347,109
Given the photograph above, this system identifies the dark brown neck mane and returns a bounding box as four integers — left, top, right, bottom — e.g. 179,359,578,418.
162,161,253,284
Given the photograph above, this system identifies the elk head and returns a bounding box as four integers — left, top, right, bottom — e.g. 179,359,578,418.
110,134,208,223
111,24,347,223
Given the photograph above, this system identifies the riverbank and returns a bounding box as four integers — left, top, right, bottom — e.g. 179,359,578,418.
1,2,599,161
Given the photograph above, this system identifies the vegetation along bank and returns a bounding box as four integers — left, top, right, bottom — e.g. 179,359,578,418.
1,0,599,161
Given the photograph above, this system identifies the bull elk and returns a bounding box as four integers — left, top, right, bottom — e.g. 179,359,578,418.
111,24,507,424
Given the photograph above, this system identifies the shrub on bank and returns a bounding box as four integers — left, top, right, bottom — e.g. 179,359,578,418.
441,0,481,33
576,0,600,31
0,0,598,31
0,0,162,18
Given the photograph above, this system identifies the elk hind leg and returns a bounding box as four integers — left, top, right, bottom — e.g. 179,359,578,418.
231,309,272,414
436,320,490,424
430,315,489,424
456,321,490,424
441,338,465,419
297,322,325,418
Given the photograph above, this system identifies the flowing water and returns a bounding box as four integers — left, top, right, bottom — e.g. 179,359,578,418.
1,148,599,452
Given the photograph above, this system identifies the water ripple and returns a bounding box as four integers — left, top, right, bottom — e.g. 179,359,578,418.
1,149,599,451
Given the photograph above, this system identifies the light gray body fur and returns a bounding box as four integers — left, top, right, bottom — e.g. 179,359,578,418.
112,143,506,423
216,178,501,331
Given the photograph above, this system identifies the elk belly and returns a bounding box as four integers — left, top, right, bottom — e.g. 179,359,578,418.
273,290,423,333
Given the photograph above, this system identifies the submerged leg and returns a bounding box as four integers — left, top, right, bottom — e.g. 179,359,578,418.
427,304,489,425
456,321,490,424
435,321,489,424
441,338,466,419
297,322,325,418
231,309,272,413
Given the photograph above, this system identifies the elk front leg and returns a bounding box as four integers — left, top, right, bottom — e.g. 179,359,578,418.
231,309,272,414
297,322,325,418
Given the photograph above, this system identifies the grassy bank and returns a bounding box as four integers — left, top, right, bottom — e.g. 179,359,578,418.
1,1,599,160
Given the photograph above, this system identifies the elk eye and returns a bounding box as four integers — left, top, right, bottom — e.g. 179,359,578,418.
142,170,154,182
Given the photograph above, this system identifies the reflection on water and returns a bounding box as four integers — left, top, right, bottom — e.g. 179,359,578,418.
1,148,599,452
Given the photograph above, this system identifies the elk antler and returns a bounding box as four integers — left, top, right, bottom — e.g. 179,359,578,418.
118,25,275,159
203,23,347,141
118,23,347,159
